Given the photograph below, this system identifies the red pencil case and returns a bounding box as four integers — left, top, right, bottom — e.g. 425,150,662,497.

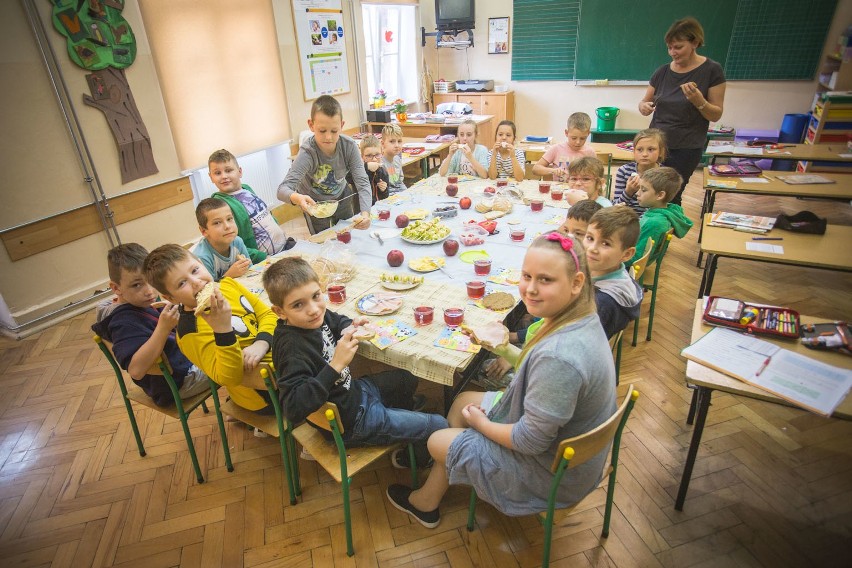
703,296,800,340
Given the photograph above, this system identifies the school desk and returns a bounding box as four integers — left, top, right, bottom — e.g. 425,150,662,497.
706,142,852,165
675,299,852,511
366,115,495,147
697,214,852,298
400,139,451,178
696,169,852,264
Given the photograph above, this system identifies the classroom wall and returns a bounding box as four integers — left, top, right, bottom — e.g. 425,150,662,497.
0,2,196,325
421,0,852,140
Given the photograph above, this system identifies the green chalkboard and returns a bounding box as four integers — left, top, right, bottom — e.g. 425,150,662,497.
575,1,738,81
512,0,838,82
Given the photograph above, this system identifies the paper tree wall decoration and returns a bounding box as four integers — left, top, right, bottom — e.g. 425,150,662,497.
50,0,157,183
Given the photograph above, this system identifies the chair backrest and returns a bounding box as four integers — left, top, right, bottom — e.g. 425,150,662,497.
95,335,170,377
642,229,675,284
551,385,637,472
306,401,343,434
607,330,624,354
631,237,655,281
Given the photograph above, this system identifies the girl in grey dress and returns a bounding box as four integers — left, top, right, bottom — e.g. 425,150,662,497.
387,232,617,527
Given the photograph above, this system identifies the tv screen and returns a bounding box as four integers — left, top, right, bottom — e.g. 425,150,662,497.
435,0,474,29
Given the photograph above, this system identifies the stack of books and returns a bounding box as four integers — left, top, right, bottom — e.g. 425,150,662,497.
709,211,776,234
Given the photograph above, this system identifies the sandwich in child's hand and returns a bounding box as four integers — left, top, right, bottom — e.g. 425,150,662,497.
194,282,216,316
150,300,168,309
237,254,247,261
460,322,509,349
352,325,377,340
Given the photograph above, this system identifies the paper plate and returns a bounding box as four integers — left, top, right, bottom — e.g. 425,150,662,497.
381,280,421,291
459,250,490,264
401,233,451,245
379,273,423,291
409,257,446,272
355,293,403,315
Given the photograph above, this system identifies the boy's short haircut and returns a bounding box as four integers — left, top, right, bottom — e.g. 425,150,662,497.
311,94,342,120
107,243,149,283
641,167,682,203
381,123,403,139
567,112,592,132
195,197,230,228
589,206,640,248
262,257,319,308
360,134,381,153
208,148,238,167
143,244,194,295
566,199,604,222
665,17,704,48
567,156,605,178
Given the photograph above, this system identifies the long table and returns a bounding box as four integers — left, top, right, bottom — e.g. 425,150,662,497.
675,300,852,510
245,175,572,408
706,142,852,165
698,214,852,297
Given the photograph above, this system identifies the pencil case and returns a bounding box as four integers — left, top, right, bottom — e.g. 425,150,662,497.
703,296,800,340
800,322,851,356
708,163,763,176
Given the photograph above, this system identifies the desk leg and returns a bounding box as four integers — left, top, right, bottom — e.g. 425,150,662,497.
697,254,718,298
696,191,716,268
686,386,698,425
675,386,712,511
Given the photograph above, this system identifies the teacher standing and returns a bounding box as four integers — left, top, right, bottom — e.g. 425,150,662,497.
639,17,726,205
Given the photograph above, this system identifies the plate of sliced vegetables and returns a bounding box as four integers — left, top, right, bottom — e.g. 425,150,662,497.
400,219,452,244
379,273,424,291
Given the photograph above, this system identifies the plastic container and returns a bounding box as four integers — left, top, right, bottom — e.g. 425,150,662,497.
775,113,810,171
595,107,619,131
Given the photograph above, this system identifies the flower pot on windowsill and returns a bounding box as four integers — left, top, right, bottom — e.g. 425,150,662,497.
395,112,408,123
374,98,386,109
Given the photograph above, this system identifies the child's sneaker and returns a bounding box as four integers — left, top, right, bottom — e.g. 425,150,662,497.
251,426,268,438
300,447,316,461
386,484,440,528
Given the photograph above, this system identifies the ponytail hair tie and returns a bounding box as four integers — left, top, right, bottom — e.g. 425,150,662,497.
544,231,580,272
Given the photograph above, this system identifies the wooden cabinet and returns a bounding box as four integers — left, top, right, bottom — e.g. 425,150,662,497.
432,91,515,147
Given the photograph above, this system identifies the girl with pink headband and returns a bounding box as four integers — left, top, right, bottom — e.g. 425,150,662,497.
386,232,618,528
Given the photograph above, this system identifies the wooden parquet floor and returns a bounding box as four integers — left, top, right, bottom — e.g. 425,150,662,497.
1,178,851,567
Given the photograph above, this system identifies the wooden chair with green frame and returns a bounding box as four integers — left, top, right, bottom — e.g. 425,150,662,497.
631,229,674,346
260,363,419,557
92,335,233,483
465,386,639,568
594,152,614,199
610,236,654,380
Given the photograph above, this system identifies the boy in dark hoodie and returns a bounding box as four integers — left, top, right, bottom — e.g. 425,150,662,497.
584,207,644,338
91,244,209,407
629,167,694,266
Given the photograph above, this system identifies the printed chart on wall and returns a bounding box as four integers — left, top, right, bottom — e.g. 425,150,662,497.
292,0,350,100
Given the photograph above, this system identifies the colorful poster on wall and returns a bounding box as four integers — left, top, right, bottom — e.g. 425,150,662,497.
291,0,351,100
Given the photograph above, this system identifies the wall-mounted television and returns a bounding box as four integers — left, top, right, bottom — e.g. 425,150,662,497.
435,0,475,30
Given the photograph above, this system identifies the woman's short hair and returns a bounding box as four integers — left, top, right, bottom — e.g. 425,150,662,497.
665,17,705,48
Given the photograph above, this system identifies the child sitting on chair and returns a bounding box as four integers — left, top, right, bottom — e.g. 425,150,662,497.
487,120,525,180
628,167,694,266
438,119,488,178
532,112,596,182
262,257,448,467
385,233,617,528
357,135,389,204
613,128,666,214
564,157,613,207
92,243,211,407
144,244,278,415
192,198,252,282
381,124,407,194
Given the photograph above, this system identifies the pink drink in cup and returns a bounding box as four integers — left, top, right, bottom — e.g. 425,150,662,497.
551,187,564,201
336,230,351,244
377,207,391,221
413,306,434,325
530,198,544,212
496,179,508,188
539,181,551,194
443,307,464,327
328,285,346,304
466,280,486,300
510,227,526,242
448,175,458,184
474,258,492,276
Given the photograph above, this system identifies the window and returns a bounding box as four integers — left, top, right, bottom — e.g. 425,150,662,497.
361,4,419,104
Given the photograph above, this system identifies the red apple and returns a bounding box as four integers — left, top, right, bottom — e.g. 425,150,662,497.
443,239,459,256
459,196,472,210
484,186,496,194
395,214,410,228
387,249,404,267
445,183,458,197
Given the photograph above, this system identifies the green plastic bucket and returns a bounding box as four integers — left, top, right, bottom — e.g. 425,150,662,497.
595,107,619,131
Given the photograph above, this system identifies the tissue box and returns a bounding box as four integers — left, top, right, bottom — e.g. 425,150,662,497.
367,109,391,123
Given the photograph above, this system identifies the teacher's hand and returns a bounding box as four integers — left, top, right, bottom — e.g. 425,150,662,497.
639,100,656,116
680,82,705,108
